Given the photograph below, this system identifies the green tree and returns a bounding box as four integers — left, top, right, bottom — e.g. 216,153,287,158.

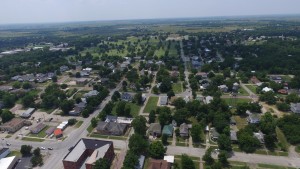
93,158,110,169
158,111,171,127
1,110,15,123
60,100,75,115
202,149,214,166
22,82,33,89
22,94,35,108
128,134,149,153
68,118,77,125
52,76,58,82
161,134,168,145
21,145,32,156
116,101,127,116
217,134,232,152
91,117,98,128
173,97,186,109
191,124,202,143
218,151,229,167
132,116,147,136
31,155,43,167
134,92,143,105
111,91,121,102
173,108,188,125
149,141,166,159
33,148,41,157
149,110,156,123
167,90,175,99
181,154,195,169
122,150,139,169
259,91,276,105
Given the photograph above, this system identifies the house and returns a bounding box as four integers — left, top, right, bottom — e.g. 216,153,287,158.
160,96,168,106
247,113,260,124
0,148,10,159
191,60,201,68
0,156,18,169
0,118,31,133
218,85,228,92
148,123,162,137
232,82,239,92
262,87,273,93
204,96,213,104
45,127,56,136
162,125,173,137
96,122,128,136
148,159,171,169
30,123,46,134
210,128,220,141
196,72,208,79
171,66,178,71
250,76,262,86
60,65,69,72
63,139,114,169
20,108,35,118
76,78,88,86
290,103,300,114
179,123,189,137
230,117,236,125
230,131,238,143
170,71,179,77
121,93,133,102
254,131,264,144
69,102,86,116
54,129,63,138
278,89,288,95
83,90,99,98
135,155,145,169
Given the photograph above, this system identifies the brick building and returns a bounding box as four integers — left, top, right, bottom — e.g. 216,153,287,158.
63,138,114,169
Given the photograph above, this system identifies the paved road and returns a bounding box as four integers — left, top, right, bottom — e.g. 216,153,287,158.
4,79,125,169
167,146,300,168
180,41,192,98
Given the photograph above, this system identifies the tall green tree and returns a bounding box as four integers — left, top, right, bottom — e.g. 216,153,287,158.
132,116,147,136
181,154,195,169
149,141,166,159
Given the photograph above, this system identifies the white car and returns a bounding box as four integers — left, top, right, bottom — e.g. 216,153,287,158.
40,147,46,150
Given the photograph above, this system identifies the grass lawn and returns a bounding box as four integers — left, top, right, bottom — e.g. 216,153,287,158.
172,82,183,94
90,133,127,140
112,102,141,117
238,87,249,96
245,84,257,94
75,121,84,128
22,137,44,142
87,124,94,133
257,163,287,169
8,151,22,157
276,127,289,151
5,135,12,138
174,159,200,169
27,125,50,138
234,116,248,130
223,98,251,107
143,97,158,113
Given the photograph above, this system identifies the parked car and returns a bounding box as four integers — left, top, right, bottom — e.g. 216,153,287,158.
48,147,53,150
40,147,46,150
6,143,11,146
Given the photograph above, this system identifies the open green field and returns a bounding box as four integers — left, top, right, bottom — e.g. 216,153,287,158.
75,121,84,128
169,42,179,57
245,84,257,94
276,127,289,151
144,96,158,113
27,125,50,138
223,98,251,107
8,151,22,157
22,137,45,142
238,87,249,96
112,102,141,117
172,82,183,94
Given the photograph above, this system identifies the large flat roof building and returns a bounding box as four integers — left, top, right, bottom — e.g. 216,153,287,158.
63,138,114,169
0,118,31,133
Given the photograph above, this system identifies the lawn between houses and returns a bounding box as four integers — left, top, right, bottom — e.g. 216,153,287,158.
111,102,141,118
172,82,183,94
143,96,159,113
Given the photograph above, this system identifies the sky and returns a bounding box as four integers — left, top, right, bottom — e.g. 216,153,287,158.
0,0,299,24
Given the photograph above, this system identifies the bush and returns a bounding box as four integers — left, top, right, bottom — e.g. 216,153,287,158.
68,118,77,125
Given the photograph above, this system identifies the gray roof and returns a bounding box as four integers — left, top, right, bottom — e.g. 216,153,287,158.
20,108,35,118
96,122,127,135
179,123,189,134
160,96,168,105
230,131,238,141
64,138,113,162
148,123,162,134
291,103,300,113
83,90,99,98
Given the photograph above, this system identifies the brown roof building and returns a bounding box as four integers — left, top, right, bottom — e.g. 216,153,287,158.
250,76,262,86
148,159,171,169
0,118,31,133
63,138,114,169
